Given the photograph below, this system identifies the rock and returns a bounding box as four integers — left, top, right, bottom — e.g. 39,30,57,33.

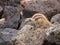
51,14,60,25
14,25,46,45
6,0,20,6
13,18,47,45
0,0,20,6
22,10,37,18
0,28,18,45
0,18,6,25
46,24,60,45
1,6,22,29
0,6,3,19
20,0,60,20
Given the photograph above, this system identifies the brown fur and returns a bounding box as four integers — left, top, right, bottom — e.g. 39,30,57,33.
32,13,54,29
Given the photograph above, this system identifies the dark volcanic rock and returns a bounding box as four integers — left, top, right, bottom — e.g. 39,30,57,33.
0,28,18,45
0,0,20,6
51,14,60,25
0,6,3,19
22,10,37,18
20,0,60,20
0,6,22,29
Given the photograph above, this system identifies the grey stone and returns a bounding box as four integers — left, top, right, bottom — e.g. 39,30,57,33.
1,6,22,29
51,14,60,25
0,0,20,6
46,24,60,45
14,18,47,45
0,28,18,45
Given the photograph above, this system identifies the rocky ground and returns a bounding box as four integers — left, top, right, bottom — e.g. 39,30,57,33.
0,0,60,45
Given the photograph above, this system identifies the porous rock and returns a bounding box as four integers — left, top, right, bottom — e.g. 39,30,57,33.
0,28,18,45
0,0,20,6
0,6,3,19
13,18,47,45
46,24,60,45
1,6,22,29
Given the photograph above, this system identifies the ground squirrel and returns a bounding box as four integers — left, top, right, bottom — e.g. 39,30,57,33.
20,13,54,29
15,13,56,45
32,13,54,29
14,18,47,45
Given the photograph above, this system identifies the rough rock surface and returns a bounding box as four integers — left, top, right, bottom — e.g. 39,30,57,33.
0,28,18,45
0,0,60,45
13,18,47,45
51,14,60,25
20,0,60,20
46,24,60,45
0,0,20,6
0,6,22,29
